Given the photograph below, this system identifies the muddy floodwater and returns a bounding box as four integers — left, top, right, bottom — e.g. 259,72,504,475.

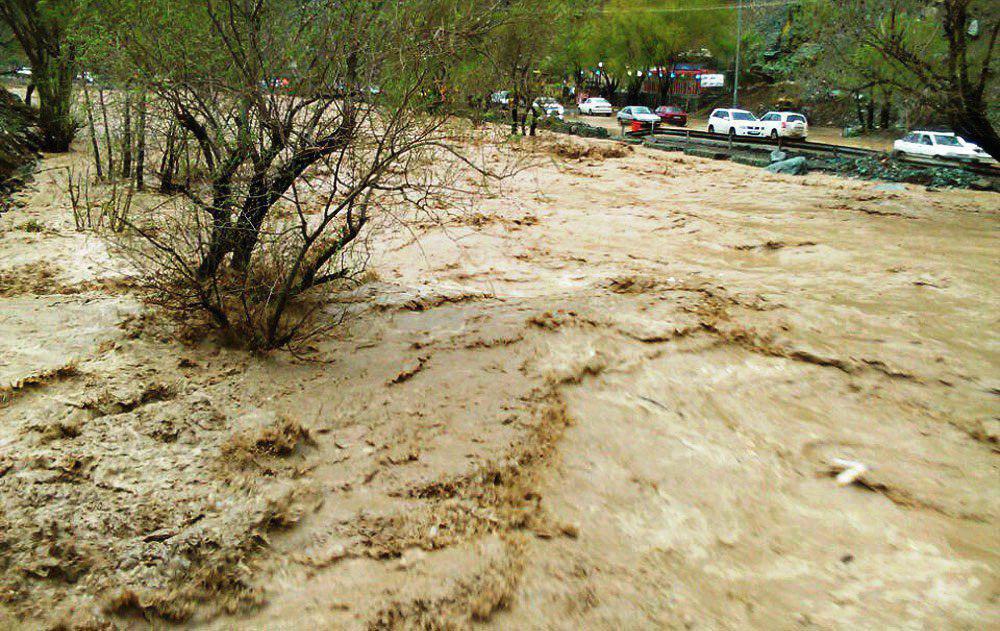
0,136,997,629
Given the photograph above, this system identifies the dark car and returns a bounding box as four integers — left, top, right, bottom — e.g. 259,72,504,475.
655,105,687,127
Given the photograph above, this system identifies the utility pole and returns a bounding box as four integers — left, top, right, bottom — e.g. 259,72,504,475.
732,0,742,107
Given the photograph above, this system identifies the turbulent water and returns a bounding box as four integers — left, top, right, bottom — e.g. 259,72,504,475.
0,137,997,629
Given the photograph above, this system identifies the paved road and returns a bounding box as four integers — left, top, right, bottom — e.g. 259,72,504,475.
567,112,895,152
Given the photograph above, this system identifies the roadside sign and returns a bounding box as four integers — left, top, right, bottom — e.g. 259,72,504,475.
700,74,724,88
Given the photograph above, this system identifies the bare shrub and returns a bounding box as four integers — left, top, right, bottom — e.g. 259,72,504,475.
79,0,523,350
67,166,132,232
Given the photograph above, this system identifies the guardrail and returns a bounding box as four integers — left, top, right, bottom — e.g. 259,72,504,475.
632,127,1000,179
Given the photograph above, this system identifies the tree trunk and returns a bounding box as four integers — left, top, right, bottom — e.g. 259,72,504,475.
228,183,269,271
159,123,178,193
98,87,114,176
225,118,356,273
120,90,133,179
35,56,75,152
600,75,618,101
183,134,192,189
626,76,643,106
81,81,103,179
658,75,670,104
135,92,146,190
879,97,892,129
953,98,1000,160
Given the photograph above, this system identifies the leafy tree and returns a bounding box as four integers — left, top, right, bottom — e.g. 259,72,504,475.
477,0,576,134
558,0,737,103
0,0,77,151
806,0,999,157
0,21,28,71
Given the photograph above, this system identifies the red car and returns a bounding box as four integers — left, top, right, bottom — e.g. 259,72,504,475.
655,105,687,127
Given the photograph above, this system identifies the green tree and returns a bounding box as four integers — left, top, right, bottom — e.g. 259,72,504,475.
0,21,28,71
0,0,77,151
559,0,737,103
478,0,576,134
807,0,999,157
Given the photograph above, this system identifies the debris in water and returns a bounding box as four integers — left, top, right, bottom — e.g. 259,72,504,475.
829,458,869,486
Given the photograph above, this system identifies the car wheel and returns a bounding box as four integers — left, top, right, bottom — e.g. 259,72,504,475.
770,130,778,139
890,150,901,158
708,125,714,133
728,128,736,140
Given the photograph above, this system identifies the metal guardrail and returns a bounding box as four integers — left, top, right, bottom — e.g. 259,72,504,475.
632,127,1000,179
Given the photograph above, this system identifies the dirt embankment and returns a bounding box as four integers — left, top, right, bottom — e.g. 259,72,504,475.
0,135,997,629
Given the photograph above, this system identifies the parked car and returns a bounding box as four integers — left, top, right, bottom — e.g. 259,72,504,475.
707,108,764,138
654,105,687,127
616,106,661,129
261,77,291,90
490,91,511,107
759,111,808,140
578,97,613,116
892,130,992,162
532,97,565,119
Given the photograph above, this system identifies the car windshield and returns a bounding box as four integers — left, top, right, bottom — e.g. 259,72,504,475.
732,111,757,121
633,107,652,114
932,134,961,146
537,98,556,104
591,99,609,105
662,107,682,113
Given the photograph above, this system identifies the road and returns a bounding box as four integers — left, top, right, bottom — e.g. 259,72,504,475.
568,112,896,152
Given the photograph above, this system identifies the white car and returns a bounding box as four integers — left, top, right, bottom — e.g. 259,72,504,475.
578,97,613,116
490,91,511,107
759,111,808,140
532,97,565,119
616,106,661,127
892,130,992,162
707,108,764,138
